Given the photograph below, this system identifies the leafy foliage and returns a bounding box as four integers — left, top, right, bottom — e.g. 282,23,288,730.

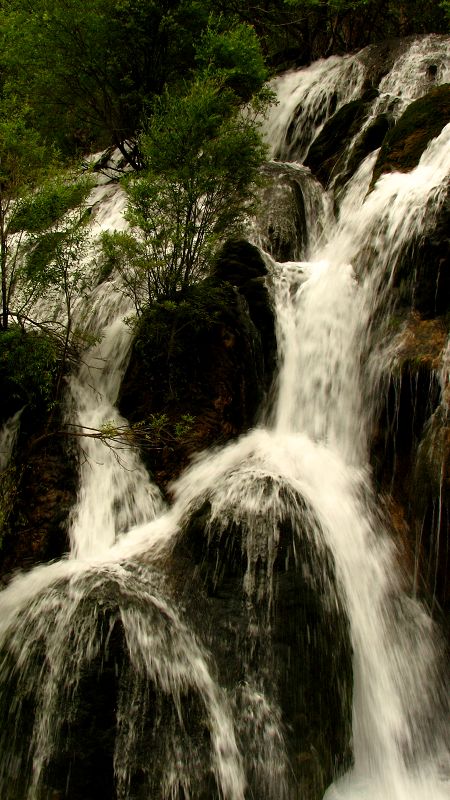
0,0,227,159
1,171,92,332
1,0,172,156
82,412,196,451
110,77,267,310
0,0,446,160
195,20,269,103
0,326,60,412
0,98,52,329
218,0,448,66
9,176,92,235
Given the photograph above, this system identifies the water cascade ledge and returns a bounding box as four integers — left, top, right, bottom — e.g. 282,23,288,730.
0,34,449,800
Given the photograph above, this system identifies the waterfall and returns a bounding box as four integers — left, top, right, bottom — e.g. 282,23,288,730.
0,34,449,800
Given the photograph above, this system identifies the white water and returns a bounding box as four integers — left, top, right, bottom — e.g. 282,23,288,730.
66,284,163,559
376,35,450,117
264,53,366,161
0,34,449,800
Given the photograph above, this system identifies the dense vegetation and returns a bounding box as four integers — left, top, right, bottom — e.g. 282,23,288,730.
0,1,448,160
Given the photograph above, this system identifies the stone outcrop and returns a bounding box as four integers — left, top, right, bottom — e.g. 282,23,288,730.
391,186,449,318
304,89,390,189
119,239,277,491
372,83,450,184
171,491,353,799
0,408,77,580
372,314,449,618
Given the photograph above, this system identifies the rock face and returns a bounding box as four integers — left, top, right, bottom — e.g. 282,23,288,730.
391,186,449,318
304,89,390,189
372,314,449,619
372,84,450,184
119,239,277,490
0,409,77,580
170,491,353,799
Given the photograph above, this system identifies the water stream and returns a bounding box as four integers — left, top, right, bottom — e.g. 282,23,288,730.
0,34,449,800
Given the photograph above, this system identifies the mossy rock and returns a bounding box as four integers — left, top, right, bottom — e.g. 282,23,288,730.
212,238,268,285
119,267,276,489
372,84,450,184
392,187,450,317
344,112,392,181
0,408,78,579
173,489,353,798
304,90,381,188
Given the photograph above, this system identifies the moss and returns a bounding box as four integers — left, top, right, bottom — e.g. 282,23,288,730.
119,248,276,489
132,281,239,401
304,90,386,188
392,313,448,373
372,84,450,184
304,97,369,187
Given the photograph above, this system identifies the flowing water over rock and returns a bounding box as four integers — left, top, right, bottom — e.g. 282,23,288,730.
0,35,449,800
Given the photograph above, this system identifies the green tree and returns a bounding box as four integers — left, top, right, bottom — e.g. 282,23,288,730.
218,0,447,65
0,0,217,162
103,76,268,312
20,188,94,397
0,99,49,330
0,127,92,331
195,19,269,103
440,0,450,25
0,1,275,165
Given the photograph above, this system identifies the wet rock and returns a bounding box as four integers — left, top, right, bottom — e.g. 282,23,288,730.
212,238,268,284
304,90,387,188
0,565,226,800
372,83,450,184
413,402,449,616
0,409,77,580
170,485,353,800
344,112,392,179
392,187,449,317
372,314,449,615
119,242,276,490
214,240,277,374
253,163,309,261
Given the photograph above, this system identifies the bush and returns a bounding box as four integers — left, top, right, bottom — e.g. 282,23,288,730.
0,326,60,418
111,76,268,312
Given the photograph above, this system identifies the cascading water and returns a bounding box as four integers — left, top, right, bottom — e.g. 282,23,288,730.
0,34,449,800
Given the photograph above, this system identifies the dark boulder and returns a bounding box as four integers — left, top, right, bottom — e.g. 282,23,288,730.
212,238,268,285
304,89,387,188
119,242,277,490
372,83,450,184
170,482,353,800
343,112,392,180
392,187,449,317
254,163,310,262
371,314,449,617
